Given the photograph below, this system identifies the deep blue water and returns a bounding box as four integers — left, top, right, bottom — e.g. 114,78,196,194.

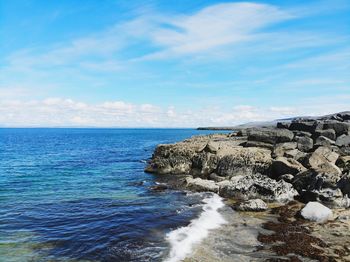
0,128,225,262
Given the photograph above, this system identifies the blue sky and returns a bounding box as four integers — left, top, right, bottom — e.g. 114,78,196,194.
0,0,349,127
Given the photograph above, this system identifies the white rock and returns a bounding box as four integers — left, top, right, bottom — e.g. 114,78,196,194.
301,202,333,223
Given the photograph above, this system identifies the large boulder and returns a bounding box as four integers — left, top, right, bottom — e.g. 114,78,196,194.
289,120,316,133
335,134,350,147
218,173,298,202
247,128,294,144
216,147,272,177
323,120,350,137
192,152,218,177
270,157,306,177
295,136,314,152
236,199,268,212
314,129,336,141
306,146,339,167
314,136,335,147
185,177,219,193
145,144,194,174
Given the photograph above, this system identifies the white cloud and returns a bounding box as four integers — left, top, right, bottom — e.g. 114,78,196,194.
1,96,349,127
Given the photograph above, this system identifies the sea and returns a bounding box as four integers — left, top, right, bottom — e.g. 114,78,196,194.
1,128,251,262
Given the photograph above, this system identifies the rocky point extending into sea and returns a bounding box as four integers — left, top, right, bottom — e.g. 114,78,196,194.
145,111,350,261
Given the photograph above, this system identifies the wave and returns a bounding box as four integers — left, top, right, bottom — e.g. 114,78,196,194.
164,193,226,262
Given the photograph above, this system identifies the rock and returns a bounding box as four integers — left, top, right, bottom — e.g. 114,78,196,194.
295,136,314,152
335,134,350,147
314,129,336,141
315,136,335,147
218,173,298,202
306,146,339,167
244,141,274,150
337,111,350,121
289,120,318,133
236,199,268,212
301,202,333,222
186,177,219,193
273,142,297,157
336,156,350,171
192,152,218,176
216,147,272,177
323,120,350,137
293,131,312,137
270,157,306,177
203,141,218,153
277,122,290,129
150,184,168,191
145,144,194,174
209,172,226,182
280,174,294,183
337,173,350,197
247,128,294,144
284,149,305,160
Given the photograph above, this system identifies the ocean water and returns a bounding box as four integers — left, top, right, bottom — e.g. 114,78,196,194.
0,128,229,262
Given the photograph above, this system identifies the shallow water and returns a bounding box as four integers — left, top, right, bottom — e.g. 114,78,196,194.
0,128,229,261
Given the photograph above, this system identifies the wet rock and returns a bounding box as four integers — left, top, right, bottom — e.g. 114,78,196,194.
149,183,168,191
236,199,268,212
301,202,333,223
335,134,350,147
247,128,294,144
218,173,298,202
185,177,219,193
270,157,306,177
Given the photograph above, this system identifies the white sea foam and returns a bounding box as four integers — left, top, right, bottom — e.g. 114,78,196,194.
164,194,226,262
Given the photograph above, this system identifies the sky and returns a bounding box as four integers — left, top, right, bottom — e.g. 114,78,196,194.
0,0,349,127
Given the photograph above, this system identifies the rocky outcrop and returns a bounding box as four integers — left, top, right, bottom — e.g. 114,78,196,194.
218,173,298,202
145,111,350,208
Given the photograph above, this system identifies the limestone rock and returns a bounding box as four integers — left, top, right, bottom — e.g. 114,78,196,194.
247,128,294,144
336,134,350,147
236,199,268,212
295,136,314,152
323,121,350,137
270,157,306,177
315,136,335,147
218,173,298,202
301,202,333,223
186,177,219,193
314,129,336,141
216,147,272,177
273,142,297,157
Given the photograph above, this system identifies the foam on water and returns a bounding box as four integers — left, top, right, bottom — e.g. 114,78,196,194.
165,193,226,262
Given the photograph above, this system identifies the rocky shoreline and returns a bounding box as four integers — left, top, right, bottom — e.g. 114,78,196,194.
145,111,350,261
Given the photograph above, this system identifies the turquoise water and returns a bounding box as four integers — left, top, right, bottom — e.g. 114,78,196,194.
0,128,224,261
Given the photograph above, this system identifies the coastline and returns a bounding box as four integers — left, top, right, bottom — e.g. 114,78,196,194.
146,111,350,261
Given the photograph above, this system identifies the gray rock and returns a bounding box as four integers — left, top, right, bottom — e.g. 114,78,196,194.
273,142,297,157
270,157,306,177
280,174,294,183
335,134,350,147
315,136,335,147
323,120,350,137
289,120,318,133
209,172,226,182
277,122,290,129
295,136,314,152
186,177,219,193
244,141,274,150
218,173,298,202
192,152,218,176
216,147,272,177
314,129,336,141
247,128,294,144
236,199,268,212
